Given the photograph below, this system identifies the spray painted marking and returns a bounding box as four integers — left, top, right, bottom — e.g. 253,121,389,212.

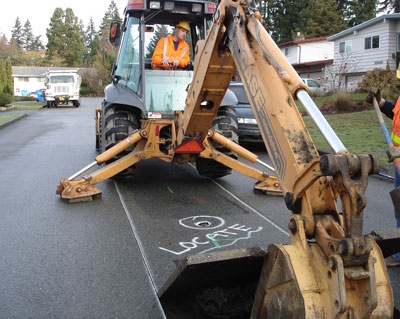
159,215,263,255
179,215,225,230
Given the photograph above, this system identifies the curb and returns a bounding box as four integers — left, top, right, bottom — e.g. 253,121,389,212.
0,113,27,129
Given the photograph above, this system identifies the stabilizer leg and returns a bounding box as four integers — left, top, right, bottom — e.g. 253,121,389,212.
205,130,282,195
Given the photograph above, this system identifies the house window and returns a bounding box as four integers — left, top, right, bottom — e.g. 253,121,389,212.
339,40,352,53
397,34,400,51
285,47,290,56
365,35,379,49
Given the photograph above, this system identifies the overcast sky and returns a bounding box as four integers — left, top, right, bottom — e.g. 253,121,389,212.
0,0,127,41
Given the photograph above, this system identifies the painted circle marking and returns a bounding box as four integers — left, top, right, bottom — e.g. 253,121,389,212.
179,215,225,230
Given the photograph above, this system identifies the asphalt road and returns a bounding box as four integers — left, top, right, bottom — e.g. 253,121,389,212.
0,97,399,318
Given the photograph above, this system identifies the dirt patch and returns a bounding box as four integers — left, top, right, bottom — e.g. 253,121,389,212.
318,101,373,115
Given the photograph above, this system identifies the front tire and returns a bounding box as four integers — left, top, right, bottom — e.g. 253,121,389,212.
101,103,140,163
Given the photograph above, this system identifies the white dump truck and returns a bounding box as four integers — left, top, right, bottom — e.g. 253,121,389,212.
45,69,82,108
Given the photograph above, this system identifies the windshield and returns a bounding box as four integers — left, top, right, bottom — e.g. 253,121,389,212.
114,17,213,114
50,75,74,84
114,17,142,96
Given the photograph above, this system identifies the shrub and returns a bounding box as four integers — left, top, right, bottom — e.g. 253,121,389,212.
334,90,353,112
0,93,12,106
358,68,399,101
80,87,92,96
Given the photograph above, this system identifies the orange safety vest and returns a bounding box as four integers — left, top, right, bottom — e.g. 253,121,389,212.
392,98,400,146
151,34,189,69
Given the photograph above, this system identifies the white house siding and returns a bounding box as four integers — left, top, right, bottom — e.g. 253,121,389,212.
13,76,45,97
279,39,334,88
299,41,334,63
282,46,299,64
280,40,333,64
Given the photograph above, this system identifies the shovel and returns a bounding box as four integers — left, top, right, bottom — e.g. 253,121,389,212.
372,96,400,219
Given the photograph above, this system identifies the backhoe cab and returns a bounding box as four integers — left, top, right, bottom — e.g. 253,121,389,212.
57,0,397,317
60,0,282,202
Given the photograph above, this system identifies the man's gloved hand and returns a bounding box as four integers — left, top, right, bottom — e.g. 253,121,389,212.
387,145,400,162
365,89,381,104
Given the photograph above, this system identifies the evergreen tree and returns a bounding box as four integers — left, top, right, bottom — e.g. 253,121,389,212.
378,0,400,13
302,0,346,38
84,17,100,67
22,20,35,51
30,36,45,51
99,0,122,42
338,0,378,27
0,58,13,106
46,7,66,60
10,18,24,50
263,0,377,43
93,0,123,86
63,8,85,66
349,0,378,26
0,59,6,93
4,58,13,94
46,7,85,66
264,0,311,43
0,58,13,94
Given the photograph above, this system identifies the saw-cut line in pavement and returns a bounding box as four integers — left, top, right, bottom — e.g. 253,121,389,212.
187,162,289,236
114,180,167,318
209,178,290,236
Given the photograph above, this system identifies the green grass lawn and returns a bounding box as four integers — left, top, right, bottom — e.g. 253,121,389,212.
0,101,44,124
12,101,46,110
0,113,23,124
300,91,393,173
303,110,391,159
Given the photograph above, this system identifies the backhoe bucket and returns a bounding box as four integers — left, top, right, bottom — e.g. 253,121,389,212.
160,247,266,318
251,240,393,318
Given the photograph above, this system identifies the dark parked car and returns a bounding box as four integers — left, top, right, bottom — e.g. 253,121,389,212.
229,82,263,145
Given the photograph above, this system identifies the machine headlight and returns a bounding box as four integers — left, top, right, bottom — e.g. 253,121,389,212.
149,1,161,9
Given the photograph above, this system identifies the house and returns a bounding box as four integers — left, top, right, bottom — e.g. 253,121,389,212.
278,36,334,89
12,66,48,97
327,13,400,90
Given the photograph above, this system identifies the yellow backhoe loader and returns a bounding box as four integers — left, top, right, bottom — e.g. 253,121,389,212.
56,0,397,317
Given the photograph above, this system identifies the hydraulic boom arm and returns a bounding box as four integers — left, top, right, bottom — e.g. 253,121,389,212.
178,0,392,317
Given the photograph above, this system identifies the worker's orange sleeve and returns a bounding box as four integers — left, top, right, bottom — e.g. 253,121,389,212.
151,37,166,68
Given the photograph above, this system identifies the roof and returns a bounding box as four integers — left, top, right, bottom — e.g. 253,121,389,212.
12,66,93,77
327,13,400,41
278,36,329,48
12,66,49,77
292,59,333,67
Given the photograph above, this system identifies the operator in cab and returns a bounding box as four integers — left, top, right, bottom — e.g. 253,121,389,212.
151,21,190,70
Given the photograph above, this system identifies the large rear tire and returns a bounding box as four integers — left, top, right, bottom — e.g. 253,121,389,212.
196,105,239,179
101,104,140,163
